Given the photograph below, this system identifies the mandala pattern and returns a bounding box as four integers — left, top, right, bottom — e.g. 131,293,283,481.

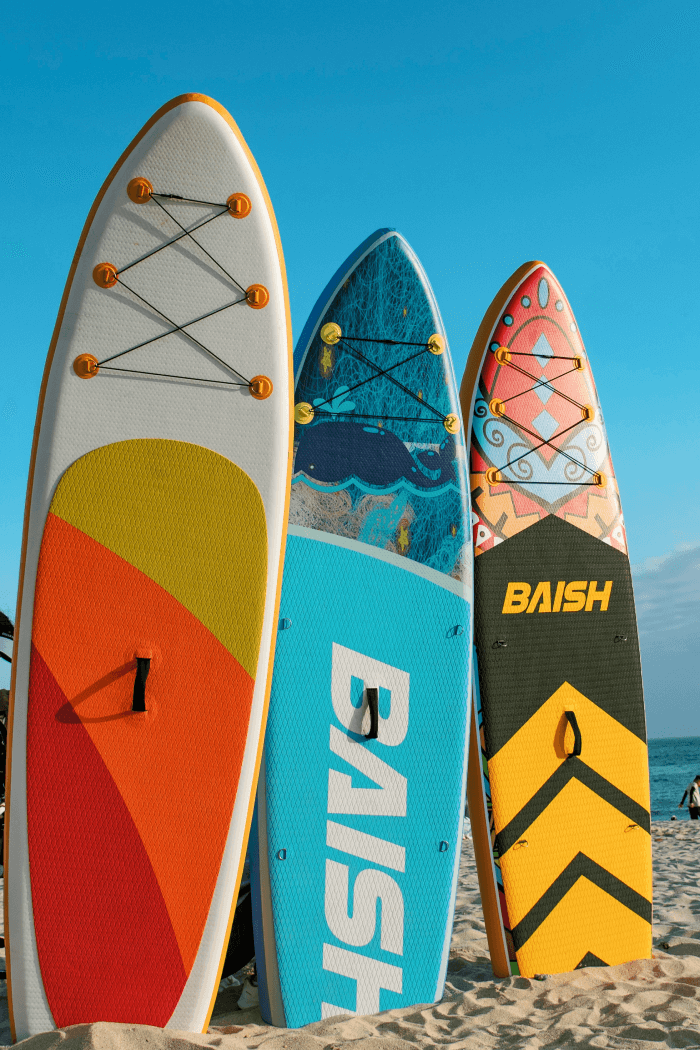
470,266,626,556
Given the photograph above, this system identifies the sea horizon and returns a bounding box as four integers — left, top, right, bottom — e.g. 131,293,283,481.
649,735,700,820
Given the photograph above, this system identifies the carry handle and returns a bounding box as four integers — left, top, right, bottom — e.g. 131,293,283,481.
133,657,151,712
365,687,379,740
564,710,582,759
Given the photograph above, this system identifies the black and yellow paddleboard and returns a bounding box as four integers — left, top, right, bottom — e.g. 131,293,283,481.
461,261,651,978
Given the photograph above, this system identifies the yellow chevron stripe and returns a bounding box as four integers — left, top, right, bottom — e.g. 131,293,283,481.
500,778,652,926
516,877,652,977
489,682,650,831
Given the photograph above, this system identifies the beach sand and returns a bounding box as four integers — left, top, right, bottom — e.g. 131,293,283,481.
1,819,698,1049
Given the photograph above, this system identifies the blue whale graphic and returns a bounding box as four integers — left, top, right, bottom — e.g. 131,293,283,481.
295,421,455,489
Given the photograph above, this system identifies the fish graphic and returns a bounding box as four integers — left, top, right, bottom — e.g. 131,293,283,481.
294,420,455,489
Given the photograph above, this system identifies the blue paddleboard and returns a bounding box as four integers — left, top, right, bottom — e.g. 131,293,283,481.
252,230,472,1027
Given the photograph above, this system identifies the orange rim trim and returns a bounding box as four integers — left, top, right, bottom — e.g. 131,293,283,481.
466,703,510,977
6,93,294,1040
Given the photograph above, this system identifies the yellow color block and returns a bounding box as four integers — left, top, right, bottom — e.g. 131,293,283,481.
50,439,267,677
500,778,652,926
516,877,652,976
489,682,650,831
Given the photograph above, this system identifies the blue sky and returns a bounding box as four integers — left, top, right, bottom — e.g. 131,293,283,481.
1,0,699,732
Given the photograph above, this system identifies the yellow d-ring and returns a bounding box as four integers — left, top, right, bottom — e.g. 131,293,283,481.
295,402,314,425
320,322,341,345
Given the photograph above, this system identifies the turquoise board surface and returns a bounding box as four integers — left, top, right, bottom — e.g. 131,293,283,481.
253,230,472,1028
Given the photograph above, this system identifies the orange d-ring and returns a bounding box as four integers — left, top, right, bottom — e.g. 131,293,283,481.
246,284,269,309
127,177,153,204
227,193,252,218
249,375,273,400
93,263,118,288
73,354,100,379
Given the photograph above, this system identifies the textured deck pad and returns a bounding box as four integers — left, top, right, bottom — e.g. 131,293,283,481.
27,439,266,1026
263,532,469,1025
462,263,651,978
254,230,471,1028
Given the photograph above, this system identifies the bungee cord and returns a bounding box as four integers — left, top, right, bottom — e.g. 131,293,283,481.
484,344,604,487
97,275,250,384
115,201,229,277
75,180,270,395
150,195,248,295
340,338,446,420
494,365,581,409
296,322,458,432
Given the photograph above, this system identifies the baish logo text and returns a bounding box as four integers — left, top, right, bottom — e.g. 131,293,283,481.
502,580,613,614
321,643,409,1019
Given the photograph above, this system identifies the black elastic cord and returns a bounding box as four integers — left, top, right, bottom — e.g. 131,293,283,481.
98,294,249,367
498,366,581,407
493,413,600,479
496,356,587,413
340,335,436,347
365,688,379,740
91,188,257,389
152,192,226,207
314,410,446,424
342,339,447,420
495,349,580,361
565,711,582,758
100,365,247,386
133,657,151,712
102,276,251,384
150,195,248,295
310,343,432,414
118,207,228,276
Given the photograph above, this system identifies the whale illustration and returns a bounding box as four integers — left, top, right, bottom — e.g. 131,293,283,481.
294,420,455,489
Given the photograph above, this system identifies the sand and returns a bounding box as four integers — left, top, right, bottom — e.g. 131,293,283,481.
2,819,699,1049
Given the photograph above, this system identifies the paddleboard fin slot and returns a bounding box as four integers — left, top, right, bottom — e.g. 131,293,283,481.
564,710,582,759
133,657,151,712
365,687,379,740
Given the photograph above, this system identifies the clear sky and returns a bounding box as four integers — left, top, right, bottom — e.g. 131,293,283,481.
1,0,699,731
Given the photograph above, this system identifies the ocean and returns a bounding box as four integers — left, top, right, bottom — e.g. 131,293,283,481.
649,736,700,820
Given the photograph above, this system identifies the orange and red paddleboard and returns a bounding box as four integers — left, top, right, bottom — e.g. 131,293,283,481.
6,96,291,1038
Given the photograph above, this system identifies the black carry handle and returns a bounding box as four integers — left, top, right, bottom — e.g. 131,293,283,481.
564,710,582,759
365,687,379,740
133,657,151,712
